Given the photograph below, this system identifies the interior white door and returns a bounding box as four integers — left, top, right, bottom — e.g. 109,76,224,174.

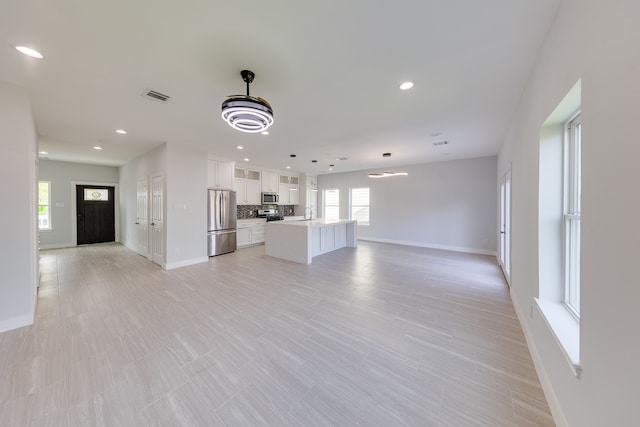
136,176,149,257
150,174,164,266
499,170,512,284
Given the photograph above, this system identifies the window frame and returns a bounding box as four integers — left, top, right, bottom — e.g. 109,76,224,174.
323,189,340,221
562,112,581,318
350,187,370,226
38,181,52,231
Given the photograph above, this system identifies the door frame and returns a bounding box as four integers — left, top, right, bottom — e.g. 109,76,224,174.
150,172,164,267
499,169,511,286
136,176,150,258
71,181,120,246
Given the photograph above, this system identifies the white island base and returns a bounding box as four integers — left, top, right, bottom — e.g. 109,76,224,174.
265,219,357,264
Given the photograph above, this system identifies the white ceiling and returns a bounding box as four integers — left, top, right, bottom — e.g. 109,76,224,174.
0,0,559,175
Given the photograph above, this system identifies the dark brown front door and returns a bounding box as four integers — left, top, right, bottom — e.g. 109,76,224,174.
76,185,115,245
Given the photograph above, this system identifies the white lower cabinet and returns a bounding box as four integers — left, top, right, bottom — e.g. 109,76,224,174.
237,228,252,247
237,220,266,248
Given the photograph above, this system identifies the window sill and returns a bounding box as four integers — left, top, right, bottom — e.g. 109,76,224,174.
38,228,53,232
535,298,581,378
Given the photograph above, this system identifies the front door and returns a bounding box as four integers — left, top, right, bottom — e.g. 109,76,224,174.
76,185,115,245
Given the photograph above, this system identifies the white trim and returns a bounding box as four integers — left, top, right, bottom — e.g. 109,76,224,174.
0,311,34,334
165,257,209,270
358,236,497,256
535,298,581,377
511,291,569,427
40,242,75,250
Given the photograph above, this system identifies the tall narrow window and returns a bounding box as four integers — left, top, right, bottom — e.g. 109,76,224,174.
564,113,581,317
38,181,51,230
350,187,369,225
323,189,339,221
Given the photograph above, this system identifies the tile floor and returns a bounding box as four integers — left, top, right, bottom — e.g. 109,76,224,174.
0,242,554,426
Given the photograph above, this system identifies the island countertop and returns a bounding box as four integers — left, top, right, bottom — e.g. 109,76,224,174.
266,218,356,228
265,218,357,264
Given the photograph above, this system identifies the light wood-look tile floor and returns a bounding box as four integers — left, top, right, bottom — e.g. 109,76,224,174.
0,242,554,426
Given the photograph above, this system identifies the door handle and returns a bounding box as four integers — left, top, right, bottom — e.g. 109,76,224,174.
135,222,139,225
150,222,155,226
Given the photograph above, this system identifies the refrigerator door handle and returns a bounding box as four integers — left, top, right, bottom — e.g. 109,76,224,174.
219,191,224,229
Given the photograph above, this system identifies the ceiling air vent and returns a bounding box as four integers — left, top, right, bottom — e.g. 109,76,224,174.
432,141,448,147
142,89,171,103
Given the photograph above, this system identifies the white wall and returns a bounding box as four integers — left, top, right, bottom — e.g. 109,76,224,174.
38,160,119,249
119,142,207,270
165,143,208,269
498,1,640,425
119,144,166,258
318,156,497,255
0,81,38,333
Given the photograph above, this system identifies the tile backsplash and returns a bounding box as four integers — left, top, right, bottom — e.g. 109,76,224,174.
237,205,296,219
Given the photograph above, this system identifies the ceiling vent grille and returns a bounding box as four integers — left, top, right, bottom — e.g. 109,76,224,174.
432,141,448,146
143,89,171,103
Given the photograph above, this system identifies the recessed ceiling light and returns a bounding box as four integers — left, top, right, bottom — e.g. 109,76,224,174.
116,129,127,134
329,168,333,171
399,81,414,91
261,131,269,135
237,145,244,150
93,146,103,150
286,166,291,169
15,46,44,59
39,151,48,155
243,158,249,162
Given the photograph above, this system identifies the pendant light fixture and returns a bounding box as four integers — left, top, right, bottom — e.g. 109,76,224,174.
368,153,408,178
368,171,409,178
221,70,274,133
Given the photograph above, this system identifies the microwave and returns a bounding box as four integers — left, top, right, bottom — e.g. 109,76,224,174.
261,192,279,205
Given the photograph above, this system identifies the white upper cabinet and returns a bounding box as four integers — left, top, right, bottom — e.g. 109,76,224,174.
279,173,299,205
234,167,262,205
261,171,279,192
207,159,234,189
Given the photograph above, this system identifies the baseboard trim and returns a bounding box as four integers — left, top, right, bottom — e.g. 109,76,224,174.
510,290,568,427
0,311,34,334
165,257,209,270
39,242,75,250
358,236,497,256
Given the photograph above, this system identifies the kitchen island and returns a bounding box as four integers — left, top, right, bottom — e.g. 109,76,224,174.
265,219,357,264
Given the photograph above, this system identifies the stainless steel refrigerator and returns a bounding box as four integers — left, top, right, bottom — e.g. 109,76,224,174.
207,189,237,256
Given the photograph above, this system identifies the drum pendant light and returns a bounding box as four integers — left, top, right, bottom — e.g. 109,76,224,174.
221,70,274,133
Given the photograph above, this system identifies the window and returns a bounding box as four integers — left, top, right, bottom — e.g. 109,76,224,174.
537,80,581,375
323,189,339,221
350,187,369,225
84,188,109,201
563,113,581,317
38,181,51,230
